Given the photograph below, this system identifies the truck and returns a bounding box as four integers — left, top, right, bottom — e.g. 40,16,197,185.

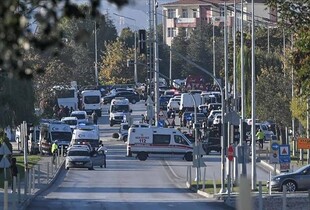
81,89,102,116
127,127,193,161
108,97,132,127
39,121,72,155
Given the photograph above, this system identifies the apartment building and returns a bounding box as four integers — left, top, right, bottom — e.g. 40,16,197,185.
161,0,277,46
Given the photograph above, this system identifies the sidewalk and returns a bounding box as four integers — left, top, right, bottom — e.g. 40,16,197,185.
0,150,64,210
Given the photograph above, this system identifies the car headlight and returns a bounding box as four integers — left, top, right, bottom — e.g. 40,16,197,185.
274,177,281,181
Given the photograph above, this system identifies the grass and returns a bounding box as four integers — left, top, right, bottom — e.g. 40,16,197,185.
0,155,41,188
190,180,269,194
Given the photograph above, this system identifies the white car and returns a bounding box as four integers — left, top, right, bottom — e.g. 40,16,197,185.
61,116,78,131
207,110,222,125
65,147,93,170
70,111,88,124
167,97,181,112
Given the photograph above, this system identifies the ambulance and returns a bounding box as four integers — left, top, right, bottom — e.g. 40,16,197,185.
127,127,193,161
39,120,72,155
108,97,132,127
70,127,100,150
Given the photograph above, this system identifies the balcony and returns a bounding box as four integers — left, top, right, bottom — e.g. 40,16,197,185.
174,17,197,28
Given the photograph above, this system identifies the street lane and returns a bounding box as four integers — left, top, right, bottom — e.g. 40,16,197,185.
27,141,233,210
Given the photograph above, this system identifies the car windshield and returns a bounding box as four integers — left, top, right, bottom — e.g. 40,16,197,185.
294,165,310,174
71,114,86,119
51,132,72,142
111,105,129,113
68,150,89,156
63,120,77,125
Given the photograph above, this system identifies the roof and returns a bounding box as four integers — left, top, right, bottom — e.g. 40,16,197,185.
162,0,266,6
162,0,240,6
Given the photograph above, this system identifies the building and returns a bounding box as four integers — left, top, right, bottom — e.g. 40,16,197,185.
161,0,277,46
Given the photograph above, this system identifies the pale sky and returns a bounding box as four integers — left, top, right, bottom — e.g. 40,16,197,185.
76,0,174,32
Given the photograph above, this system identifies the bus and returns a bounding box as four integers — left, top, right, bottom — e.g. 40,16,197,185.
53,86,78,110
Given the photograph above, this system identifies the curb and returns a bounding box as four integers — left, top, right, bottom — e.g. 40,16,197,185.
18,160,65,210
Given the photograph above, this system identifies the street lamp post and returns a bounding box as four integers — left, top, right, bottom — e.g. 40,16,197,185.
94,21,98,86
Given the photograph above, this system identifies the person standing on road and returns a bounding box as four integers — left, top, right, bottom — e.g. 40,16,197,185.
10,157,18,192
51,140,58,164
256,129,265,149
92,111,98,124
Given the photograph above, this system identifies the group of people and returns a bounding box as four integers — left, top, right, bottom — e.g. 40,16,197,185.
53,105,73,119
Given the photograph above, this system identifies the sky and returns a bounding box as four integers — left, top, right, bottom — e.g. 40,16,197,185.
75,0,174,32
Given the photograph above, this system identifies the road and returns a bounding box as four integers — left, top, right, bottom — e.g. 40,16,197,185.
25,101,269,210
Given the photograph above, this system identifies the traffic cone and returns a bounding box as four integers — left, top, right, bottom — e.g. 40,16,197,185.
126,145,132,157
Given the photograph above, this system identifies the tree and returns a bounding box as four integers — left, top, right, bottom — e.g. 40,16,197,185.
171,28,189,79
99,40,136,84
266,0,310,97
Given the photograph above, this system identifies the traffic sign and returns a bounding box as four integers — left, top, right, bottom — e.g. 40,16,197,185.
271,142,279,151
0,142,12,155
297,138,310,149
186,115,192,121
0,156,10,168
227,145,234,161
279,144,291,172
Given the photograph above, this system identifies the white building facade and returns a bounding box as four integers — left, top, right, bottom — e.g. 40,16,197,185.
162,0,278,46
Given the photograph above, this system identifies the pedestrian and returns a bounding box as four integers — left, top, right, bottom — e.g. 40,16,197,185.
256,129,265,149
51,140,58,164
92,111,98,124
10,157,18,192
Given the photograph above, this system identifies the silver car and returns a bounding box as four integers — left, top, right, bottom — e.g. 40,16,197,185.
267,164,310,192
65,148,93,170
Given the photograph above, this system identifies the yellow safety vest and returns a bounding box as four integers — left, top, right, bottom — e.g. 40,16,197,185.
51,143,58,153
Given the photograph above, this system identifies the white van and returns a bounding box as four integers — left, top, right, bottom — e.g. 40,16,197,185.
70,127,100,150
179,92,202,112
127,127,193,161
81,90,102,116
109,97,132,127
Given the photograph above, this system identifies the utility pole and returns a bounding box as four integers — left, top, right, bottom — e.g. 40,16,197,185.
240,0,247,178
94,21,98,86
153,0,159,126
251,0,257,190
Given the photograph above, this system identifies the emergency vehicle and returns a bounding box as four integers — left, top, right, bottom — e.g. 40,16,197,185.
127,127,193,161
70,127,100,150
81,89,102,116
108,97,132,127
39,121,72,155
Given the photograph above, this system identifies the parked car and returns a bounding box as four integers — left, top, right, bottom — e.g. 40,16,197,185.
267,164,310,192
103,91,140,104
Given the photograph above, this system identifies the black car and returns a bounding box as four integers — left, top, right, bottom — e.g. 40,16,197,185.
103,91,140,104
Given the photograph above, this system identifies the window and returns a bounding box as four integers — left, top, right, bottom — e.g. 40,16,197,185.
168,9,176,19
168,28,176,38
192,9,198,18
153,134,170,145
220,7,224,16
174,135,189,145
182,9,188,18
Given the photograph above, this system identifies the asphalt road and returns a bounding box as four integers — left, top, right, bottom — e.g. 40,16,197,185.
26,102,234,210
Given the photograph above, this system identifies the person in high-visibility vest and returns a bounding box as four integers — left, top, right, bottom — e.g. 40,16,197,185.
51,140,58,164
256,129,265,149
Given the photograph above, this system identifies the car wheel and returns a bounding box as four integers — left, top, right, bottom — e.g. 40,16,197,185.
110,122,113,127
100,165,103,168
282,180,297,192
66,167,69,170
137,152,148,161
131,99,136,104
123,135,128,142
184,152,193,161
